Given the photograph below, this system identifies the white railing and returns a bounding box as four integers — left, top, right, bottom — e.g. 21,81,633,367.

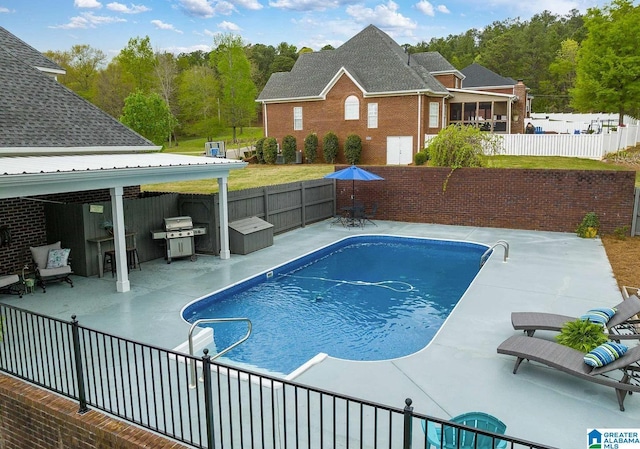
424,123,640,160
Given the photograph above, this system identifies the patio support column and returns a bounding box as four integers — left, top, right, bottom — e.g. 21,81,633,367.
110,186,130,292
218,176,231,260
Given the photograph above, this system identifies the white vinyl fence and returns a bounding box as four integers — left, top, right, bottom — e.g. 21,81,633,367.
424,114,640,160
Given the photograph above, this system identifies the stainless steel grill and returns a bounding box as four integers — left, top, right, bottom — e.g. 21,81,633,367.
151,216,206,263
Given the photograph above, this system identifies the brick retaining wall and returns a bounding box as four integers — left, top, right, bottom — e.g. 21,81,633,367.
0,373,185,449
334,166,636,233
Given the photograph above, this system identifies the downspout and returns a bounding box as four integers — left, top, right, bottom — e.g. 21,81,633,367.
263,102,268,137
417,93,422,153
441,97,446,129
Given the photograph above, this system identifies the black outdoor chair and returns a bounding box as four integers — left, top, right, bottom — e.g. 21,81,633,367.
363,203,379,226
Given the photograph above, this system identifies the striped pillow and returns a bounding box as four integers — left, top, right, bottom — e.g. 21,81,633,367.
580,307,616,327
584,342,628,367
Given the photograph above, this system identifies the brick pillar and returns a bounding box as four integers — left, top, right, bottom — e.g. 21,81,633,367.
512,80,527,134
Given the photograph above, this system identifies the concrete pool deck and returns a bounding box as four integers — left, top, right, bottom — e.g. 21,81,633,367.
1,220,638,448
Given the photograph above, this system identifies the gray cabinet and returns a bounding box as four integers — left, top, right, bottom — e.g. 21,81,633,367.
229,217,274,255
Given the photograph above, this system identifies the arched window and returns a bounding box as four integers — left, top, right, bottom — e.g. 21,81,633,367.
344,95,359,120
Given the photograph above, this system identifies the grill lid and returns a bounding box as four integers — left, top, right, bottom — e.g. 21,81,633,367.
164,216,193,231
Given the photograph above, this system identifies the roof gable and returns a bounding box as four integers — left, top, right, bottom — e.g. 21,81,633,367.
460,63,515,88
258,25,448,101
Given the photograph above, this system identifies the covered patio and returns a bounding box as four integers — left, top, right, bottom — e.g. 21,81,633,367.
0,153,246,292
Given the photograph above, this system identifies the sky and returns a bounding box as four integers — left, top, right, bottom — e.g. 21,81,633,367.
0,0,611,60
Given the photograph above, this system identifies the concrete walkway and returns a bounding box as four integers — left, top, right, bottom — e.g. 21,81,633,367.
2,220,637,448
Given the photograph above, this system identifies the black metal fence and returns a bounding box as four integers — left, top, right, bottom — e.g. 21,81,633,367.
0,303,556,449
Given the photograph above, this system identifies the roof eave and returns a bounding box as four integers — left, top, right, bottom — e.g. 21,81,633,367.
449,88,517,100
0,146,162,156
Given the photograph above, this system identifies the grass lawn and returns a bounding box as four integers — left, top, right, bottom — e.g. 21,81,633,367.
142,151,639,194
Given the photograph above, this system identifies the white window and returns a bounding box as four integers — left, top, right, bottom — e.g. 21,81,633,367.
293,107,303,130
367,103,378,128
429,102,439,128
344,95,359,120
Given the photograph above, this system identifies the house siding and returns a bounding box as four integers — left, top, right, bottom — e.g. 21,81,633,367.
264,74,428,164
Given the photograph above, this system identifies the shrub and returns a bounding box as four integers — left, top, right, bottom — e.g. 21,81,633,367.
323,132,339,164
344,134,362,165
576,212,600,238
282,135,297,163
254,137,266,163
414,151,428,166
427,125,500,191
263,137,278,164
304,133,318,163
556,319,608,352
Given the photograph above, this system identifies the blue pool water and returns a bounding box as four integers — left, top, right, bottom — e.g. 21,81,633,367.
182,235,488,375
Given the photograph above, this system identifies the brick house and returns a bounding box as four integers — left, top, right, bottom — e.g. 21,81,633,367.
257,25,528,165
0,27,246,292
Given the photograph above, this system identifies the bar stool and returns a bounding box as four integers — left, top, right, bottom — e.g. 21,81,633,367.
126,247,141,271
103,250,116,277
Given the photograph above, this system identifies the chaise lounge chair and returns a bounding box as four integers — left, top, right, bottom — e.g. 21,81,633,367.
511,295,640,340
497,335,640,411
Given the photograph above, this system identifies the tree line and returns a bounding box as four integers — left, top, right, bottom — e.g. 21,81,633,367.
44,0,639,145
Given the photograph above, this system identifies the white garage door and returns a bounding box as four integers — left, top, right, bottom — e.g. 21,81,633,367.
386,136,413,165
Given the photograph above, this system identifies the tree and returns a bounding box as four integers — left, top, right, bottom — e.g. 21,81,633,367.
427,125,500,190
246,43,276,91
116,36,156,93
263,137,278,164
120,90,177,145
154,52,179,146
45,44,106,101
93,60,134,118
177,65,219,138
212,34,258,142
570,0,640,123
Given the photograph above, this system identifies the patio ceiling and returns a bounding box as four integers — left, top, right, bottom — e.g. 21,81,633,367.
0,153,247,199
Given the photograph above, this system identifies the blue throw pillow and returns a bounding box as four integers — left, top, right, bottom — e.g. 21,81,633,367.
584,342,628,367
580,307,616,327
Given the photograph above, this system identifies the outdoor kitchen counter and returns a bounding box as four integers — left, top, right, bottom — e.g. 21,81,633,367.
87,233,137,278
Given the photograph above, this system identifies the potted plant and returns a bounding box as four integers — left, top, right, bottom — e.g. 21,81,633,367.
576,212,600,238
102,220,114,236
556,319,608,352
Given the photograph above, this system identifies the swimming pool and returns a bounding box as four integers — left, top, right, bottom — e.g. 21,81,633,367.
182,235,488,376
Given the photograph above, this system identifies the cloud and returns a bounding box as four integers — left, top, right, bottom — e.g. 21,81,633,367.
178,0,215,17
51,12,126,29
106,2,151,13
232,0,263,10
74,0,102,8
218,20,242,31
0,7,13,13
436,4,449,13
346,1,417,32
415,0,434,16
215,1,237,14
268,0,355,12
151,19,184,33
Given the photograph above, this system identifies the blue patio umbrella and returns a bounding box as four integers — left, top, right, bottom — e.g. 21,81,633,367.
324,165,384,212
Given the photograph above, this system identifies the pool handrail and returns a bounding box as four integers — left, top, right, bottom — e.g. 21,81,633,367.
188,317,252,388
480,240,509,267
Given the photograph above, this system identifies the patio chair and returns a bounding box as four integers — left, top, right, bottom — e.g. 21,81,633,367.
422,411,507,449
511,294,640,340
29,241,73,293
0,274,23,298
497,335,640,411
363,202,379,227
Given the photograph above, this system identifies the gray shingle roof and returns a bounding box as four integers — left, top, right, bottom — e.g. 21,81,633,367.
460,63,516,88
0,28,154,149
258,25,449,101
0,26,63,74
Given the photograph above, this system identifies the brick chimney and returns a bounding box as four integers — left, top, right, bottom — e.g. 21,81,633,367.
512,80,527,134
